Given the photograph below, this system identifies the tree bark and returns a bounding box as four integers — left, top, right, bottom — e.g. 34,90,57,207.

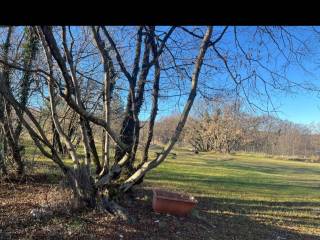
52,117,64,155
0,27,25,176
0,128,7,176
85,119,102,174
141,33,161,164
121,26,213,192
114,27,152,171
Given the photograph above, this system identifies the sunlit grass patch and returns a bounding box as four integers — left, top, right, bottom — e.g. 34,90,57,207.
145,149,320,236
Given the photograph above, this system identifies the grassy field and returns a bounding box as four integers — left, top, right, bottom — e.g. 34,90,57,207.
145,149,320,239
1,146,320,239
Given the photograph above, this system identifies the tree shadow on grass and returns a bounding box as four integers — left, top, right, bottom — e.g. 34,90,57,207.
195,195,320,240
148,170,320,194
172,155,320,176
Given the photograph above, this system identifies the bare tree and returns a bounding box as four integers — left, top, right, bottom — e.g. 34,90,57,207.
1,25,316,218
0,26,213,216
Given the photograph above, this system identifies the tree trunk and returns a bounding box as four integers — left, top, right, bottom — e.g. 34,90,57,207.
62,166,96,208
0,152,6,176
3,120,24,175
120,27,213,192
52,120,64,155
102,64,112,174
84,119,102,174
114,100,135,163
11,142,24,175
141,35,161,164
0,129,7,176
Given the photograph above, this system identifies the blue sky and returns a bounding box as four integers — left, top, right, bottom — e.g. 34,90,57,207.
277,93,320,124
265,65,320,125
16,26,320,126
148,26,320,125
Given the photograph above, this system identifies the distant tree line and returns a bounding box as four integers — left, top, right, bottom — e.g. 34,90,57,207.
147,98,320,158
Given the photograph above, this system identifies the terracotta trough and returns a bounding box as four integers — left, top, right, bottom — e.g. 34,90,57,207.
152,189,197,216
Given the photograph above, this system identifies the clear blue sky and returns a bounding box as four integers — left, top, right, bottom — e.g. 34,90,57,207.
21,26,320,126
277,94,320,124
265,66,320,125
150,26,320,126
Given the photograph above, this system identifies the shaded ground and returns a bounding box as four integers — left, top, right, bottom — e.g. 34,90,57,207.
0,174,214,240
1,149,320,239
0,177,318,239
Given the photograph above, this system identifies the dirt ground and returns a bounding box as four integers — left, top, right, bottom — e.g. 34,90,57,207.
0,175,214,240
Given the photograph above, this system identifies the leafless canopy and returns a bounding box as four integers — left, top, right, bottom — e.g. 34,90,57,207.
0,26,316,215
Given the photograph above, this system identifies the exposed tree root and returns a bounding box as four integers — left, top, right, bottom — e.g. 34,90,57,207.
100,194,128,221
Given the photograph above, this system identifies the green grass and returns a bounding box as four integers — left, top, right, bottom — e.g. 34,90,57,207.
145,149,320,237
24,142,320,238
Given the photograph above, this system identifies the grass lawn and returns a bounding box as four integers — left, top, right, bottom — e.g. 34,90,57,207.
146,149,320,239
1,146,320,239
